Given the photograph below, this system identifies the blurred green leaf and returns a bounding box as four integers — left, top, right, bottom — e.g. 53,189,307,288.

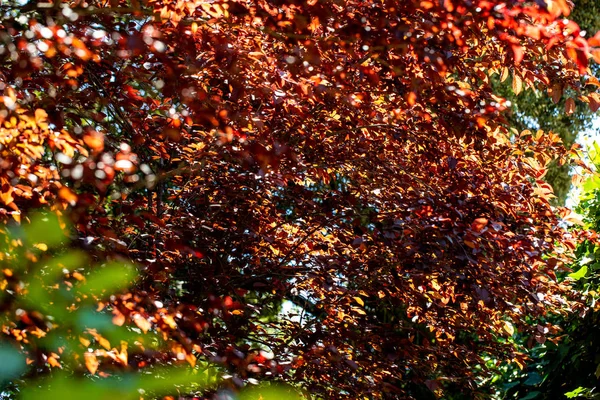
0,342,26,384
21,365,220,400
22,213,65,248
0,213,224,399
239,383,304,400
77,261,136,297
24,250,88,318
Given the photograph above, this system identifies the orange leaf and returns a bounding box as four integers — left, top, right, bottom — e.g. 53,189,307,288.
112,310,125,326
98,336,110,350
0,187,14,206
550,84,562,104
47,356,61,368
84,352,99,375
58,187,78,206
471,218,489,232
463,240,477,249
511,44,524,65
589,31,600,47
592,49,600,64
186,352,197,367
83,130,104,153
565,97,576,115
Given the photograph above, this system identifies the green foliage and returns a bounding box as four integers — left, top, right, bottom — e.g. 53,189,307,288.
21,366,219,400
0,213,222,399
572,0,600,37
239,384,305,400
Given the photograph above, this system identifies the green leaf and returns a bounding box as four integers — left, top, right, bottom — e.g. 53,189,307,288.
22,366,220,400
582,175,600,197
24,250,87,318
23,213,65,248
523,372,542,386
77,261,136,297
569,265,588,281
0,342,26,383
565,387,588,399
239,384,304,400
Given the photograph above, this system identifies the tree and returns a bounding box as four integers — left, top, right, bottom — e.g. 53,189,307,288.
0,0,598,398
495,0,600,205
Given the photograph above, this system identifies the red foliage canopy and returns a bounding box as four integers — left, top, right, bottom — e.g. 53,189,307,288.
0,0,598,398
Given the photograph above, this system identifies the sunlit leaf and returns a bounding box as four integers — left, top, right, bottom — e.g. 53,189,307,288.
568,265,588,281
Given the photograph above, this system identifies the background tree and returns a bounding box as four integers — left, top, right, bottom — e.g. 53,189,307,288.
497,0,600,205
0,0,599,399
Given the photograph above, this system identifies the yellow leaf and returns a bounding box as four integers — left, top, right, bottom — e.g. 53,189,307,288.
72,271,85,281
512,74,523,95
98,336,110,350
352,307,366,315
84,353,99,375
503,321,515,336
116,341,128,365
133,314,151,333
162,314,177,329
513,357,525,370
0,187,14,206
269,245,280,256
33,243,48,251
353,296,364,307
186,352,197,367
500,67,509,82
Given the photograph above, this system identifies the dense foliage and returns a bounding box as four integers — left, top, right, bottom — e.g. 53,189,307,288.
496,146,600,400
1,0,599,398
496,0,600,205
